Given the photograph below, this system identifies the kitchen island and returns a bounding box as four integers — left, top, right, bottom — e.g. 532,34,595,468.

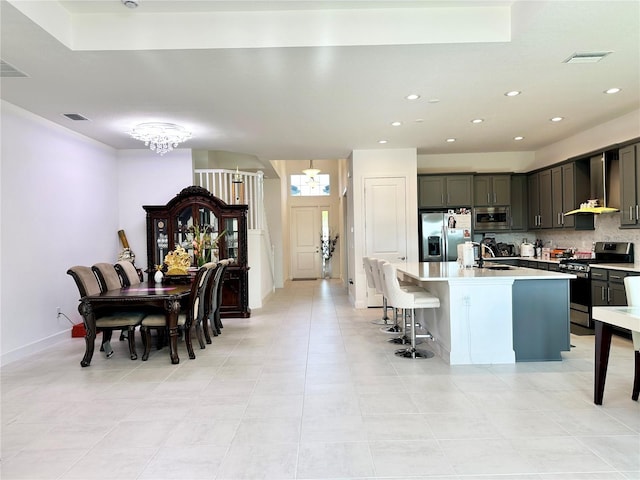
397,262,575,365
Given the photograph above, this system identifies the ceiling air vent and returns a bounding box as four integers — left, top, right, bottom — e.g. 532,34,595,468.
63,113,90,121
0,60,28,78
563,52,612,64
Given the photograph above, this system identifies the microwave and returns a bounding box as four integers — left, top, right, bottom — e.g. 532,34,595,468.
474,206,511,231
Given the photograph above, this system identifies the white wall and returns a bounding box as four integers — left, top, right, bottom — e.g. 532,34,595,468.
350,148,418,308
534,109,640,168
116,149,193,275
1,101,118,364
418,151,536,174
263,178,283,288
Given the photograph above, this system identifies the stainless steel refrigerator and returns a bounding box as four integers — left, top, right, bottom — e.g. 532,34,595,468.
419,211,472,262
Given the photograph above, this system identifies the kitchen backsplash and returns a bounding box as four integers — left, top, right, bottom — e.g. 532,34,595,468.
474,213,639,269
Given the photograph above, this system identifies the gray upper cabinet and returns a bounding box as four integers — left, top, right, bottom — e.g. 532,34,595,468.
528,169,553,229
551,164,576,228
530,161,592,230
418,175,473,208
620,143,640,226
510,174,527,230
473,175,511,206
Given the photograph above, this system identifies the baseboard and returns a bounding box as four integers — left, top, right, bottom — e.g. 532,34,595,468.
1,329,70,367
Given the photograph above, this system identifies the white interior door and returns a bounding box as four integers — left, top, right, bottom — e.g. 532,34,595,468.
290,206,322,279
364,177,408,306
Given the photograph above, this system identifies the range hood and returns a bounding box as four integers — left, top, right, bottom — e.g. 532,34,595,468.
565,152,620,215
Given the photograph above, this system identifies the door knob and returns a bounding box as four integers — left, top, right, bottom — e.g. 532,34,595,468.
398,256,406,261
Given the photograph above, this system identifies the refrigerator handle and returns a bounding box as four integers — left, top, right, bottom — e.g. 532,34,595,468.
441,225,446,260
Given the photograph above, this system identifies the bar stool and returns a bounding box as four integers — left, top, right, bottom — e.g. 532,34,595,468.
374,258,422,339
623,276,640,401
380,261,439,359
363,256,392,326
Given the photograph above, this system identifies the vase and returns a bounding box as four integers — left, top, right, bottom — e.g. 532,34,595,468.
154,270,164,283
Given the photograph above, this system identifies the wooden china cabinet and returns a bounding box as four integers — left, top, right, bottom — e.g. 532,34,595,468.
143,185,250,318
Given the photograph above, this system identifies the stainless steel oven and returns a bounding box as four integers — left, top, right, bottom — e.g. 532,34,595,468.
473,206,510,231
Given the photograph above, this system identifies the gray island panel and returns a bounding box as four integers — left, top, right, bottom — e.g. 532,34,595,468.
512,279,571,361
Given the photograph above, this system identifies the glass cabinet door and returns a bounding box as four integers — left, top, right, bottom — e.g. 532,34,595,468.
153,218,169,268
175,206,194,252
225,217,239,260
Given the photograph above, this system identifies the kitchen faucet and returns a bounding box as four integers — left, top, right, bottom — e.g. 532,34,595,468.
472,242,495,268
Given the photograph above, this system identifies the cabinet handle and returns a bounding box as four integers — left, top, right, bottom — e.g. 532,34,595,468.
631,206,635,220
636,204,639,221
487,193,490,204
607,287,611,304
493,192,497,204
561,212,564,225
610,275,622,280
601,286,606,302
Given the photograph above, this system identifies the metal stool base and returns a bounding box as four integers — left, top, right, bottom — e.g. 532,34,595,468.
394,348,434,359
371,318,392,325
380,325,402,334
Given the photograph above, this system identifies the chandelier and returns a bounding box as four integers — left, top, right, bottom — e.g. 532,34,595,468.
302,160,321,179
129,122,192,155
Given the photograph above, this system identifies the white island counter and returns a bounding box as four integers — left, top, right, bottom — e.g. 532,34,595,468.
397,262,575,365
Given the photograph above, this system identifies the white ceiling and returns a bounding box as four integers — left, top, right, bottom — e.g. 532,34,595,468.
1,0,638,171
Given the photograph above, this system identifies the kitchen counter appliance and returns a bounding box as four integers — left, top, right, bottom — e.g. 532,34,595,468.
558,242,634,328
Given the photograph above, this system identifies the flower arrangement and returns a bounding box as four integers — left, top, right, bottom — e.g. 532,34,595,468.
188,223,226,267
321,232,339,261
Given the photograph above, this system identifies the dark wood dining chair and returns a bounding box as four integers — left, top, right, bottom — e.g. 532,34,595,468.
203,258,233,343
139,265,214,361
67,265,144,361
114,260,142,287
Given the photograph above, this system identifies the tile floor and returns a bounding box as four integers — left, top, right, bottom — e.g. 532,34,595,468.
2,279,639,480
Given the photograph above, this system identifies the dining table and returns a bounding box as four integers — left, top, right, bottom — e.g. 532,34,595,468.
592,305,640,405
79,281,192,366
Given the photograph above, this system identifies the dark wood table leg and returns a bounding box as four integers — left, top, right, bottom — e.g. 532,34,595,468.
166,299,181,364
594,320,613,405
80,300,96,367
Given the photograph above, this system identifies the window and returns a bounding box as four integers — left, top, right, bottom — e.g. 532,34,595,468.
290,174,330,196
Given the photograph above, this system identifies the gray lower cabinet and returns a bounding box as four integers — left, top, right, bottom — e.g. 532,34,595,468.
620,143,640,226
591,268,639,307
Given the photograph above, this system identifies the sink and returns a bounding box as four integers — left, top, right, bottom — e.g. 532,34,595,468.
483,265,513,270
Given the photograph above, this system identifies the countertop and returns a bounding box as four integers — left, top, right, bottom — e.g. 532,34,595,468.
490,257,639,273
398,261,575,282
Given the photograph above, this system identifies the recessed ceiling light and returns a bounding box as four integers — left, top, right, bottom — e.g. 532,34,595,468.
378,140,388,144
446,138,456,143
471,118,484,124
604,87,621,94
550,117,564,122
405,94,420,100
391,121,402,127
428,98,440,104
514,136,524,141
415,119,424,123
505,90,521,97
564,52,612,64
